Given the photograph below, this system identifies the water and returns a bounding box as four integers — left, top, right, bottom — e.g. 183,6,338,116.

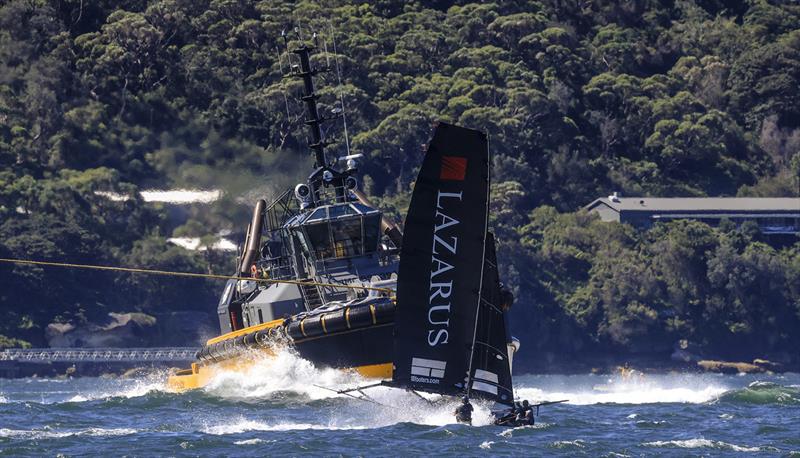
1,351,799,456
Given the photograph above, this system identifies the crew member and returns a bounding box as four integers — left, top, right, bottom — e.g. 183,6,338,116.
455,396,474,424
516,400,534,425
494,403,518,426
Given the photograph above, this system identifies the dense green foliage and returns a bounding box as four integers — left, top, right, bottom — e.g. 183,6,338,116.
1,1,798,362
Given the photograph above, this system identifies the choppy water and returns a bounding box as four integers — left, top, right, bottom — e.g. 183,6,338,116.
1,351,799,456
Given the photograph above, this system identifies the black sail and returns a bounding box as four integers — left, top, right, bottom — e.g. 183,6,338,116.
468,232,514,405
392,122,490,396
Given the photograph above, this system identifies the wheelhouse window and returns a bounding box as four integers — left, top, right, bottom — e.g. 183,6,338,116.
331,218,363,257
363,214,381,253
291,205,385,260
304,223,333,259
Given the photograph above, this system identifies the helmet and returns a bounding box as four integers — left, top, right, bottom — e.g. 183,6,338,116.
462,396,469,403
522,400,529,407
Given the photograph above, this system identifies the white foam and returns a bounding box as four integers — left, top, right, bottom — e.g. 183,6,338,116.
234,438,273,445
200,349,495,429
515,374,727,405
66,378,165,404
498,423,549,437
0,427,137,439
479,441,494,449
203,349,364,401
643,438,767,452
202,418,366,434
36,372,169,405
551,439,587,449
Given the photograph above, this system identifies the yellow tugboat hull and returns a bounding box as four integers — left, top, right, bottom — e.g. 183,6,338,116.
166,318,393,392
167,359,392,392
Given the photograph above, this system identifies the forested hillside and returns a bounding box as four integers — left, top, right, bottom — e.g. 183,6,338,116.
1,1,798,367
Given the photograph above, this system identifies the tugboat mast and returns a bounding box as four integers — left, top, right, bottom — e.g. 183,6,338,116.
285,36,359,207
292,44,328,169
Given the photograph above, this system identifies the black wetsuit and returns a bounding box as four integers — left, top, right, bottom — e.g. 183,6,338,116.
494,409,518,426
455,402,474,424
523,407,534,425
495,406,534,427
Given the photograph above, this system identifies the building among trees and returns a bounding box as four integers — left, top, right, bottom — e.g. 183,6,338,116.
586,194,800,235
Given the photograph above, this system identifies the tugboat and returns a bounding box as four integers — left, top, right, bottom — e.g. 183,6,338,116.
167,40,519,411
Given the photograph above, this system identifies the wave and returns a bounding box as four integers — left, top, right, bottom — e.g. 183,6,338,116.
0,427,138,440
0,372,169,406
201,349,364,402
198,349,500,428
643,438,777,452
60,377,166,404
514,374,728,405
234,438,275,446
201,417,369,434
716,381,800,405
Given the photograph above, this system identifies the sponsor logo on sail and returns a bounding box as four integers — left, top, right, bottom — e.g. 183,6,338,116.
410,357,446,384
471,369,499,395
427,189,463,347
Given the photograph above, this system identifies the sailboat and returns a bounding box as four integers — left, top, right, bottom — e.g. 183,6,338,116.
166,41,520,413
388,123,516,406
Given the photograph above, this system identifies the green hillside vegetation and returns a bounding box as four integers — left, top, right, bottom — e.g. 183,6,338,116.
1,1,798,366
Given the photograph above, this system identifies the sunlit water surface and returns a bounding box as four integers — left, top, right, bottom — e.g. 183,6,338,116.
1,351,799,456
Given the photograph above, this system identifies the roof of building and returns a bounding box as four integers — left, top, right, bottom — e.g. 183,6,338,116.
585,196,800,213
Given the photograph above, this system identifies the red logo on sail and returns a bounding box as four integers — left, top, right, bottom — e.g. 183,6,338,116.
440,156,467,181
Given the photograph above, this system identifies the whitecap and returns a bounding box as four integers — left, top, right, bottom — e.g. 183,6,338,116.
551,439,588,449
515,373,728,405
479,441,494,449
234,438,274,445
0,427,138,440
53,377,165,404
201,418,366,434
643,438,770,452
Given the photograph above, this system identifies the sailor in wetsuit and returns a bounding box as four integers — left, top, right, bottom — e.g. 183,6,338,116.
515,400,534,425
455,396,474,424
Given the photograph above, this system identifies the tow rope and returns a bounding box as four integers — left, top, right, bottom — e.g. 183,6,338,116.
0,258,393,293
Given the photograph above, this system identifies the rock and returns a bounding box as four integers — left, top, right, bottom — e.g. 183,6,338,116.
46,312,159,348
697,360,765,374
752,359,784,372
152,311,217,346
120,367,156,379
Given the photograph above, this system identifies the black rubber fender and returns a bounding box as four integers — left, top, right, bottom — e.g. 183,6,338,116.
301,315,324,337
286,320,304,340
321,309,347,333
371,299,395,324
346,304,374,328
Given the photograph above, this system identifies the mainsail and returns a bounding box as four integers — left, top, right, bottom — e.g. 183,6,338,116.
392,122,492,397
